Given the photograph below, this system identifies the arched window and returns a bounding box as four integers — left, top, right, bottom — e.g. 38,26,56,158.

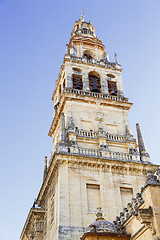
73,75,83,90
108,81,117,96
89,72,101,93
83,50,94,60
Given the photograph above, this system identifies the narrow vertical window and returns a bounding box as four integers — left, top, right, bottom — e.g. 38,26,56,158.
86,184,101,212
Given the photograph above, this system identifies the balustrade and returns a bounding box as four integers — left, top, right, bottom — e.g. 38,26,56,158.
76,129,127,143
64,87,128,102
69,55,120,70
77,147,135,161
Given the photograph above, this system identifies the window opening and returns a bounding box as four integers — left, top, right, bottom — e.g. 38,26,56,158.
108,81,117,96
84,54,92,59
73,75,83,90
89,75,101,92
120,187,133,209
86,184,101,212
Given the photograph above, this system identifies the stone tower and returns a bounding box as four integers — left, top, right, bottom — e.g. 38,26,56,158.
20,16,158,240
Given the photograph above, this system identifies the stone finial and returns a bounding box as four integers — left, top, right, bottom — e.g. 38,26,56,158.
32,198,37,208
43,156,48,181
136,123,149,161
66,44,69,54
102,50,109,62
144,171,160,188
96,207,105,221
155,166,160,180
126,125,130,135
68,117,75,132
80,9,84,22
115,53,118,64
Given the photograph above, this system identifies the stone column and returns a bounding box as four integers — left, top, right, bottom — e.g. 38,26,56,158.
66,75,73,88
101,77,109,94
116,73,124,96
82,72,90,91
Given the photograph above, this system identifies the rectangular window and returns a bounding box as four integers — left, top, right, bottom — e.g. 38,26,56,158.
120,187,133,208
86,184,100,212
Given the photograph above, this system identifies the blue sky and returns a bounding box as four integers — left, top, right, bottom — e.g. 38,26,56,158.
0,1,160,240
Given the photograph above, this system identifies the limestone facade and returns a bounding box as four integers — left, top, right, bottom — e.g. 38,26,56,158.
20,15,159,240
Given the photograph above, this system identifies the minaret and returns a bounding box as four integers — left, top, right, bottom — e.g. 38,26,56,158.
136,123,150,161
20,16,158,240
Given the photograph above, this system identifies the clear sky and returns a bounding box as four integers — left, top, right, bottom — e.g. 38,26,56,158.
0,0,160,239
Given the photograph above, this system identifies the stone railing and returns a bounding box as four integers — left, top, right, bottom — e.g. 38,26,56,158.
77,129,98,138
109,152,133,161
78,148,102,157
64,87,128,103
76,147,139,162
106,133,126,142
76,129,127,143
68,55,121,70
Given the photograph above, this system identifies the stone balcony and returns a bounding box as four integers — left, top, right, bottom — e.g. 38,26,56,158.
64,54,121,70
76,129,130,143
68,147,140,162
64,87,128,103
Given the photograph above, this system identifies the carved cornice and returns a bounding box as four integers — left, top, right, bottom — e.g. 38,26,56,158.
36,153,158,207
64,55,122,71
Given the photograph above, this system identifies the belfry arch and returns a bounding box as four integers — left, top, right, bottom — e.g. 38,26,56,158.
88,71,101,92
83,50,94,59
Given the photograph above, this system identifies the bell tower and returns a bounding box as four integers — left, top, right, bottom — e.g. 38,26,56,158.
20,16,157,240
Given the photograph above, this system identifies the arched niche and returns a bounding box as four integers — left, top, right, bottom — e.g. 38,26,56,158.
72,68,82,73
88,71,101,93
83,50,94,60
107,73,115,78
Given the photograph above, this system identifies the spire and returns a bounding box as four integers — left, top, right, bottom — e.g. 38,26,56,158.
136,123,146,152
80,9,84,22
43,156,48,181
136,123,149,161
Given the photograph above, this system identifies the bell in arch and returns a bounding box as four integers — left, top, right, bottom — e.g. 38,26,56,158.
89,75,101,93
74,77,82,90
110,90,117,96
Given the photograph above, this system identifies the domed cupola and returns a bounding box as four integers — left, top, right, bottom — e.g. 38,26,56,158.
81,208,131,240
85,207,119,234
68,15,105,60
71,14,96,38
